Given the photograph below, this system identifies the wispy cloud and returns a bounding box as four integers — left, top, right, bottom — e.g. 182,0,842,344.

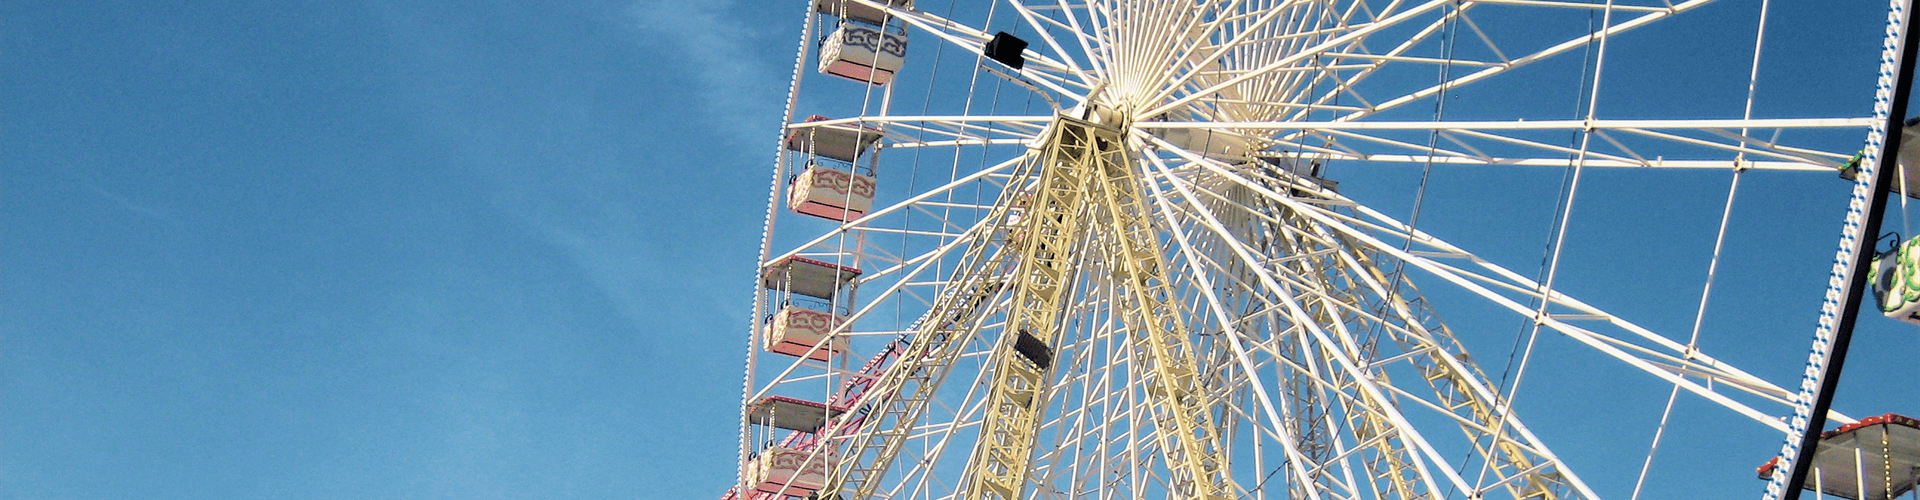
627,0,790,143
370,1,764,337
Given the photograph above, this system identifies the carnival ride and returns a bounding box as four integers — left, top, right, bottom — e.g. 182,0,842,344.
726,1,1920,499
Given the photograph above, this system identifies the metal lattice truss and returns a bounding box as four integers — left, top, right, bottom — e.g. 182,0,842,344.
733,1,1878,500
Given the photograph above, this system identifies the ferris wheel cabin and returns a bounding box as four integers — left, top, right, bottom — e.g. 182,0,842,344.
789,152,878,222
1757,414,1920,500
764,306,850,361
761,256,862,361
786,116,881,222
818,21,907,86
1870,236,1920,326
806,0,902,86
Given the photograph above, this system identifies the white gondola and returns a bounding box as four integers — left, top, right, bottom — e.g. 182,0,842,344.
789,164,876,222
748,446,834,497
813,0,912,26
764,304,849,361
760,256,857,361
819,22,907,86
1870,236,1920,325
785,116,881,222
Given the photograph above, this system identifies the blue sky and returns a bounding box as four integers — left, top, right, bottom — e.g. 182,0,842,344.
2,1,1916,500
3,1,789,498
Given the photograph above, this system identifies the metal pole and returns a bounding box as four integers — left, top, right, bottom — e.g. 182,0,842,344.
1781,2,1920,498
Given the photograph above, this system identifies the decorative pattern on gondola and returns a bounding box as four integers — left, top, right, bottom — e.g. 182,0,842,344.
1869,237,1920,312
802,168,876,197
839,25,907,58
766,306,847,361
782,308,842,336
877,31,906,58
749,447,829,495
789,168,877,221
1766,1,1909,498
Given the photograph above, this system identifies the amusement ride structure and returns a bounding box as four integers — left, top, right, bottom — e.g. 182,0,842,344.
725,1,1920,499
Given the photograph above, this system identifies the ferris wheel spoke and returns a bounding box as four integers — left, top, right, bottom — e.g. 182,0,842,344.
1284,5,1487,120
1282,220,1584,496
1135,149,1499,499
1029,0,1113,81
1004,0,1098,84
890,122,1045,148
1145,1,1317,114
1623,127,1854,167
1141,0,1456,120
766,155,1023,272
1293,153,1838,170
1434,126,1838,170
888,138,1036,149
1164,150,1837,437
1161,2,1366,112
1152,152,1766,500
1146,169,1402,500
1318,213,1803,417
856,0,1095,94
1304,128,1507,166
1148,158,1603,499
1324,203,1810,404
1154,0,1286,81
790,115,1049,140
877,350,1003,500
803,211,1032,500
1468,0,1678,12
1175,117,1875,132
1256,5,1468,123
1128,231,1335,498
1329,0,1715,123
1140,117,1869,170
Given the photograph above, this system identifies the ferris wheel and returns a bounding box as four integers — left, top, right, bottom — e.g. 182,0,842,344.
725,1,1907,500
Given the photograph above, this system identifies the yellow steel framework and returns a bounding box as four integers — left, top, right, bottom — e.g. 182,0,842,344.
807,135,1045,500
808,113,1571,500
962,112,1231,500
815,243,1016,500
961,115,1099,500
1088,121,1231,500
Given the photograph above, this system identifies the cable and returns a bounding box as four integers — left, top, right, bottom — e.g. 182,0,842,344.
1476,0,1622,495
1627,2,1771,499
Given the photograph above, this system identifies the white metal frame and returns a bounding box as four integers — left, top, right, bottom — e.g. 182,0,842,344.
733,2,1882,500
